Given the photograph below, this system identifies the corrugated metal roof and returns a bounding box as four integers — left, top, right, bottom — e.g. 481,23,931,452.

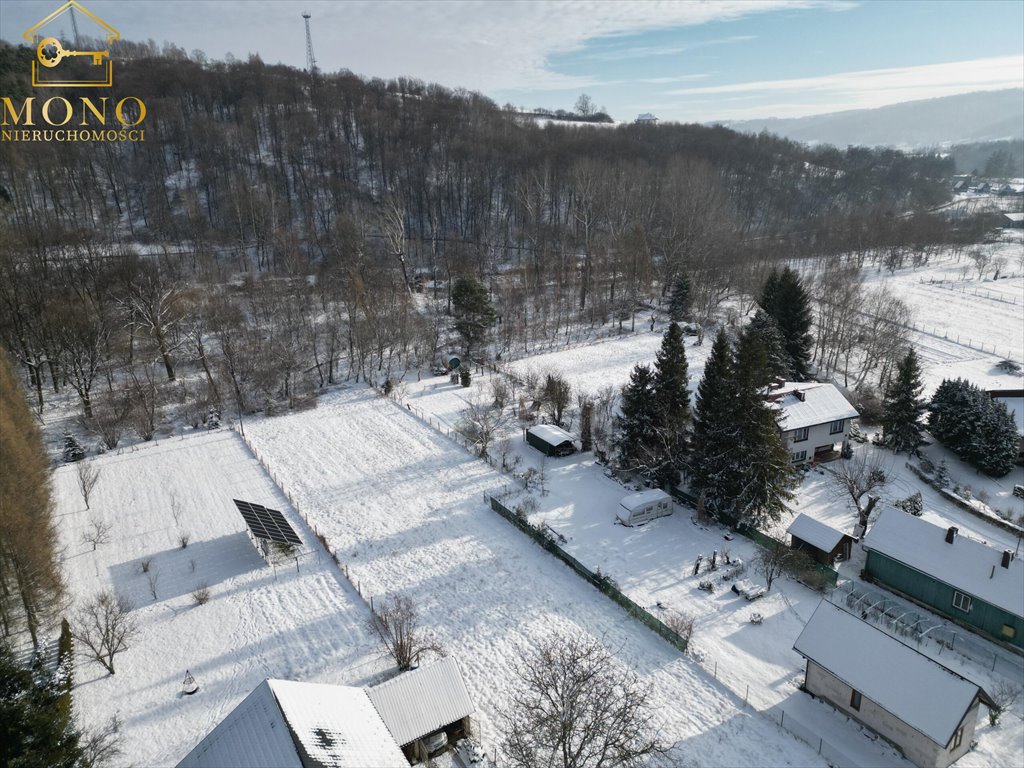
771,383,859,432
527,424,575,446
367,657,475,747
863,510,1024,618
177,681,302,768
794,601,987,746
177,680,408,768
787,513,848,553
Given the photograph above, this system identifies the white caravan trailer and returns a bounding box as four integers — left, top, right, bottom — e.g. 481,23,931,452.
617,489,672,527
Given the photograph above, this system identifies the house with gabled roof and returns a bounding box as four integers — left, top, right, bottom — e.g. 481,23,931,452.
767,381,859,464
862,510,1024,650
786,513,853,565
177,679,408,768
794,600,994,768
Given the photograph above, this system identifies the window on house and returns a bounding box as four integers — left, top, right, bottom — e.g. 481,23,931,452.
952,591,972,613
829,419,846,434
952,725,964,750
792,427,809,443
1002,624,1016,639
791,450,807,463
850,690,862,711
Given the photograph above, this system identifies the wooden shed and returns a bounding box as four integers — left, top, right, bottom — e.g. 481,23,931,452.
787,513,853,565
525,424,576,457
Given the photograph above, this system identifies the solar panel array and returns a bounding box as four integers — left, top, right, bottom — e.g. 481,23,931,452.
233,499,302,546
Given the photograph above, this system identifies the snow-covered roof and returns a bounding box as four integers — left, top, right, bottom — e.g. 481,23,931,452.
863,510,1024,618
787,513,849,552
636,113,658,121
770,382,859,431
620,489,671,511
527,423,575,446
1005,212,1024,223
178,679,408,768
366,657,474,747
794,601,990,746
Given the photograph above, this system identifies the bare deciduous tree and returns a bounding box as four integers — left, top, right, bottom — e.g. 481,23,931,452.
81,517,111,551
830,451,890,531
460,395,510,460
76,460,101,510
73,590,138,675
988,680,1023,726
500,632,664,768
665,611,697,650
367,594,444,672
80,715,123,768
753,539,793,591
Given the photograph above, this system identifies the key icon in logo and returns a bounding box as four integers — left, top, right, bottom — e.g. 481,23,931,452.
36,37,109,68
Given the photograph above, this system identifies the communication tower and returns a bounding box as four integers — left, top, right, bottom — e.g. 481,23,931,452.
302,11,317,74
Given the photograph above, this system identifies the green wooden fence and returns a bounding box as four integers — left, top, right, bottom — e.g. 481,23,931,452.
488,496,689,654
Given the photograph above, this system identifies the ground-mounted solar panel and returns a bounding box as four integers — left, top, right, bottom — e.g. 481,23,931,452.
233,499,302,546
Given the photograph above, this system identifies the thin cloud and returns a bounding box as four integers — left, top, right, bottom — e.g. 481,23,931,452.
585,35,755,61
665,55,1023,96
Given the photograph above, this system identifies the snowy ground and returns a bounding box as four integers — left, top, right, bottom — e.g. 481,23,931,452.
244,386,832,767
52,430,387,766
396,331,1024,768
816,232,1024,395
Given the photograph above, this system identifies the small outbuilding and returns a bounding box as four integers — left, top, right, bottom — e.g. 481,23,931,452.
525,424,576,457
794,601,994,768
617,489,672,527
367,657,475,764
786,513,854,565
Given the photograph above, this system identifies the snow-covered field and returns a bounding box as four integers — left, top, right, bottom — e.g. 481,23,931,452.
244,386,833,767
396,329,1024,768
53,431,386,766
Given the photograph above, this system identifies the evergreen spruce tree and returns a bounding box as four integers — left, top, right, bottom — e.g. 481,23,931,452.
758,269,781,319
615,364,659,473
882,347,926,454
760,267,814,380
0,646,83,767
690,329,738,518
62,433,85,463
743,310,791,386
974,399,1019,477
668,274,691,323
728,329,796,528
451,276,496,360
652,322,690,487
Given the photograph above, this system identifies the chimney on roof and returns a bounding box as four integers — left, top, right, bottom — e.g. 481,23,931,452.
795,390,806,402
945,526,958,544
1002,550,1013,569
771,377,785,390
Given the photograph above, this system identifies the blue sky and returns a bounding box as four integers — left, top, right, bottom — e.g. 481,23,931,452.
2,0,1022,122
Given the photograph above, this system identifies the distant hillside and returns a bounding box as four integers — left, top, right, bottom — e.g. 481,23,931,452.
726,89,1024,149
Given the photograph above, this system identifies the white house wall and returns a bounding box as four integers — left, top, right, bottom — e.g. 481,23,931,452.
784,421,848,463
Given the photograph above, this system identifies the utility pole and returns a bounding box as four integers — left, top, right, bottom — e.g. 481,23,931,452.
302,11,317,75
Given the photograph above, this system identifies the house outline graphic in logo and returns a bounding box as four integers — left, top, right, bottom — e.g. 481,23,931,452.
23,1,120,88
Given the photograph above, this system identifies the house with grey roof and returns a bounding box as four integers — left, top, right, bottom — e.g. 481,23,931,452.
862,510,1024,650
177,679,408,768
786,513,853,565
768,382,859,464
178,658,476,767
794,600,994,768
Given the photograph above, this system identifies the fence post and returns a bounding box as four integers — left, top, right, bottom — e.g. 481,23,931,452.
780,710,785,727
745,684,749,705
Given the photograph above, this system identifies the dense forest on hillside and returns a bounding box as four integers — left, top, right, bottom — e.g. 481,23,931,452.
0,39,977,431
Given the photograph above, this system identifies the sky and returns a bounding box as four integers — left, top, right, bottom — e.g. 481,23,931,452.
2,0,1022,122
